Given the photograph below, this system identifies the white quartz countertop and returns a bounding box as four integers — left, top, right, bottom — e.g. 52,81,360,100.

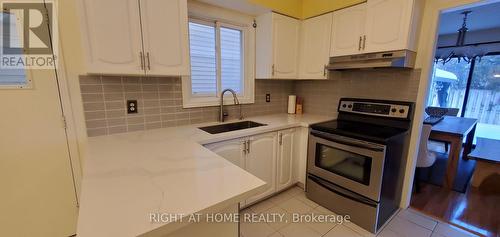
76,114,333,237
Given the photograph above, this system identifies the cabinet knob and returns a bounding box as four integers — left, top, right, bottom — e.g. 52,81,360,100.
358,36,362,51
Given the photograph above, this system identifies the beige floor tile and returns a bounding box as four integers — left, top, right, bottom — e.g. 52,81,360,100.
294,192,320,208
281,186,303,197
268,191,295,205
377,228,401,237
249,198,276,213
386,216,432,237
314,205,336,215
269,232,283,237
433,223,479,237
306,220,337,236
277,197,312,214
398,209,437,231
262,206,291,231
278,223,321,237
344,222,377,237
240,221,275,237
324,225,364,237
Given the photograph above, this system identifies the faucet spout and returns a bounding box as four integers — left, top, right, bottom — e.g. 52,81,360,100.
219,89,241,122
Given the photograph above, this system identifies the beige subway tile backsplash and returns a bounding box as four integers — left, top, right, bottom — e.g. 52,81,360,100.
80,70,420,137
80,76,294,137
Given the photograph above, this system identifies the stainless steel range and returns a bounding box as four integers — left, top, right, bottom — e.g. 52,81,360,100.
306,98,414,233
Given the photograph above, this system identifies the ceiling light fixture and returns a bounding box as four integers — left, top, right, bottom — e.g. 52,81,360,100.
435,11,491,64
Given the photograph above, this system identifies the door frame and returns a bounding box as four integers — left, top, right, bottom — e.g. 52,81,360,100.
399,0,498,208
49,0,86,204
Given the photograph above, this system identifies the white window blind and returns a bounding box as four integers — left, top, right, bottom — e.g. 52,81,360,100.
189,21,217,95
188,20,243,96
220,27,242,93
0,13,28,88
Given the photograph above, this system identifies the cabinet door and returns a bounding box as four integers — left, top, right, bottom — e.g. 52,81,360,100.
245,132,277,205
272,14,300,79
299,13,333,79
364,0,413,53
277,129,296,191
139,0,190,76
79,0,144,75
204,139,245,169
330,3,366,57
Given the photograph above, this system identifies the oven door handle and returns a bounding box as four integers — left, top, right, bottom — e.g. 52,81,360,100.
311,131,385,152
309,175,378,207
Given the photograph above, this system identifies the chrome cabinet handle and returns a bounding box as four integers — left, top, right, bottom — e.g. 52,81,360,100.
271,64,275,76
139,52,144,70
246,140,250,153
243,140,247,154
323,64,327,77
363,35,366,50
358,36,362,51
279,133,283,145
146,52,151,70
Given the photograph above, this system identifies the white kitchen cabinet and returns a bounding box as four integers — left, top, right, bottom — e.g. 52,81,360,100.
298,13,333,79
245,132,277,205
364,0,415,53
139,0,190,76
78,0,189,76
330,0,419,56
204,138,245,169
78,0,144,75
276,129,296,191
256,12,300,79
330,3,366,57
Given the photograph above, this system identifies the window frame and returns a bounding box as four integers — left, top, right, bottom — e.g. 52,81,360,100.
0,12,32,89
182,12,255,108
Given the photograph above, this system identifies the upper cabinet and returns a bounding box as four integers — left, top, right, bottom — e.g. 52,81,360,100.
139,0,190,76
330,0,419,57
330,4,366,57
78,0,143,75
256,13,300,79
78,0,189,76
364,0,415,53
298,13,333,79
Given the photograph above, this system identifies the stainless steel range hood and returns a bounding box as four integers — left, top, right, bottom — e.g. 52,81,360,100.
326,50,416,70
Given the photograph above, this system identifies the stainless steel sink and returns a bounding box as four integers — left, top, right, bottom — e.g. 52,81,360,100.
199,121,267,134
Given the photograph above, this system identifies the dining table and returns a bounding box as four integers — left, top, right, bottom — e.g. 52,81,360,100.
429,116,478,190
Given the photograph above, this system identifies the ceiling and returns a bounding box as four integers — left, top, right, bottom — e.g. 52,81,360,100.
438,1,500,35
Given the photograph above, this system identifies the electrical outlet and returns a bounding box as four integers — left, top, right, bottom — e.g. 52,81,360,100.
127,100,138,114
266,94,271,102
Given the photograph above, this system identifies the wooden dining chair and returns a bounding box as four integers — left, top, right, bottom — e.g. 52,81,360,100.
425,107,460,152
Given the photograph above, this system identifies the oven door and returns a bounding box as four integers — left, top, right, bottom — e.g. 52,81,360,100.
307,130,386,201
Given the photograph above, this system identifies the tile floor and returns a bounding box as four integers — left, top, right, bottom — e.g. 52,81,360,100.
240,186,480,237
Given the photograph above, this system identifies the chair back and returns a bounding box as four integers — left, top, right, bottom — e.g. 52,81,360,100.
445,108,459,116
417,124,435,168
425,107,459,117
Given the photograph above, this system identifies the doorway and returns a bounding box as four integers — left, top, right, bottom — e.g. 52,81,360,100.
0,7,79,237
410,2,500,237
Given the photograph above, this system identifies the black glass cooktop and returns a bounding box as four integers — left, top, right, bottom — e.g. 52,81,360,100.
310,120,408,143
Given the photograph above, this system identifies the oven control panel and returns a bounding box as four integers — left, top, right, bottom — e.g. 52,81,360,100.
339,100,411,119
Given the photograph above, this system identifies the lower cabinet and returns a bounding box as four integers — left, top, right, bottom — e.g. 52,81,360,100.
245,132,277,205
204,128,301,207
277,129,295,191
204,138,245,169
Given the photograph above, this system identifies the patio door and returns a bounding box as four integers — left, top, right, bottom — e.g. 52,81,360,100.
463,54,500,140
428,54,500,141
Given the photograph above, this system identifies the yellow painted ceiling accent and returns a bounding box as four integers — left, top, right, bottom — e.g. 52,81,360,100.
249,0,365,19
